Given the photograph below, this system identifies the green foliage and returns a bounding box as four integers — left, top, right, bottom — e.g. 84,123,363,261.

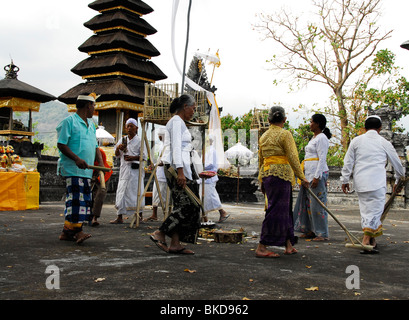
220,110,254,149
287,122,313,161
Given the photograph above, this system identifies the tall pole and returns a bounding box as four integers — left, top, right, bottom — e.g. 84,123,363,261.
181,0,192,94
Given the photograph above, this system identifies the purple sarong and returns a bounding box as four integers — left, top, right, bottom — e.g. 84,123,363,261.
260,175,296,246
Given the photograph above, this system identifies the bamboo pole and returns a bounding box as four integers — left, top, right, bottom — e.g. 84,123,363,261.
305,187,374,251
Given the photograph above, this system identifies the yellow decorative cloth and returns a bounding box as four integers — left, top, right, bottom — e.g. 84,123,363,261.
258,125,305,185
263,155,289,171
297,157,319,184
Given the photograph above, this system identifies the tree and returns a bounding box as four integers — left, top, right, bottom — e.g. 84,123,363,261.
255,0,392,149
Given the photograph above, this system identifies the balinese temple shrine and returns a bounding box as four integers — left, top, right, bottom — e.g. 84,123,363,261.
0,61,56,211
58,0,167,141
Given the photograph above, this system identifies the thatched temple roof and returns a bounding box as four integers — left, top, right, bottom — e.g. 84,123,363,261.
0,62,56,103
71,52,166,81
78,31,160,58
84,10,157,36
88,0,154,15
58,0,166,113
58,78,145,105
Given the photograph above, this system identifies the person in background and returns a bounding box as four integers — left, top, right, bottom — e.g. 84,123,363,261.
149,94,201,255
293,114,332,241
110,118,147,224
341,115,405,253
91,147,113,226
145,127,168,221
56,93,103,244
256,106,309,258
201,134,229,223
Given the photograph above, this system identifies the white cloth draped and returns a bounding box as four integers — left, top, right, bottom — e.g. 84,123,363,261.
171,0,229,170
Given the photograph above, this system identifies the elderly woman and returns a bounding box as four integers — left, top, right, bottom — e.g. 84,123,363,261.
111,118,147,224
150,94,201,255
294,114,332,241
256,106,309,258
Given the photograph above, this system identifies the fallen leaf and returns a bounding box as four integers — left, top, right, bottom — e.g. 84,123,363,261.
305,265,312,269
249,279,254,282
305,286,319,291
354,292,361,296
242,297,250,300
94,277,106,282
184,269,196,273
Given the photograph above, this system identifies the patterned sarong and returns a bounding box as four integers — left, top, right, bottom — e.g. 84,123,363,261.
62,177,92,237
159,165,201,244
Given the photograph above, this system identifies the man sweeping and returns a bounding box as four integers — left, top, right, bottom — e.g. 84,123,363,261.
340,115,405,253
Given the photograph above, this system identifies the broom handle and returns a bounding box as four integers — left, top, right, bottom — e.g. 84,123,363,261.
381,177,408,222
88,165,111,172
305,186,363,246
167,166,203,210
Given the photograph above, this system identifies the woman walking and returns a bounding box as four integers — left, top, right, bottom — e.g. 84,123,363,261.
149,94,201,255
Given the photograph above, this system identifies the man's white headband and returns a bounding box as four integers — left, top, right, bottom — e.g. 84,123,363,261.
77,93,100,102
366,115,382,121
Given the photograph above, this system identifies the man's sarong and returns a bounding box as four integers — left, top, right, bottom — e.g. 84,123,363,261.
357,187,386,237
62,177,92,237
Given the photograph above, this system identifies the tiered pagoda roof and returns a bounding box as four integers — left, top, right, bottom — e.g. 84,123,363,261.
58,0,167,111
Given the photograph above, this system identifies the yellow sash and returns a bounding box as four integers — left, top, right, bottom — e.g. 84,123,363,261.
297,157,319,184
263,156,289,172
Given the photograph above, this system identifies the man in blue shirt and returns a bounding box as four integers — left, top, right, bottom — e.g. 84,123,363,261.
56,93,103,244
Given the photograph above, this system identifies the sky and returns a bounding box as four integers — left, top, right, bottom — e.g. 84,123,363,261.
1,0,409,128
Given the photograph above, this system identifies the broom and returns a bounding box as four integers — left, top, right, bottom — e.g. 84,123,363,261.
305,187,374,251
381,177,409,223
167,166,204,213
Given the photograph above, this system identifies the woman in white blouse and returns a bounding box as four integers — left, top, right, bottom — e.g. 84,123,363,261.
294,114,332,241
149,94,200,255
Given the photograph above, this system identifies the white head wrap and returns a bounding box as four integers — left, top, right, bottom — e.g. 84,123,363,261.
126,118,138,127
157,127,166,137
366,115,382,122
77,93,100,102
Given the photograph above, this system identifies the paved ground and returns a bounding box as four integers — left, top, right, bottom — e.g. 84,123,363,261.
1,200,409,309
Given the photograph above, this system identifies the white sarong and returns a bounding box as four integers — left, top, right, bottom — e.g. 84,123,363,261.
200,182,222,213
357,186,385,237
152,180,168,208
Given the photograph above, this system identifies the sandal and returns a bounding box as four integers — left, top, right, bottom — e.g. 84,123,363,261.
299,232,315,239
109,219,123,224
312,236,329,241
284,248,298,255
150,235,168,253
218,214,230,223
168,248,195,255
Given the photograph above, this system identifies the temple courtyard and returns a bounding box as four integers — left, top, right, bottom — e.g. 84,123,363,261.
1,200,409,304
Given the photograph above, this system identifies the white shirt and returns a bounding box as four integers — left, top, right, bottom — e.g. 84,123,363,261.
162,115,194,180
204,145,219,184
304,133,329,181
340,130,405,192
115,134,147,180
